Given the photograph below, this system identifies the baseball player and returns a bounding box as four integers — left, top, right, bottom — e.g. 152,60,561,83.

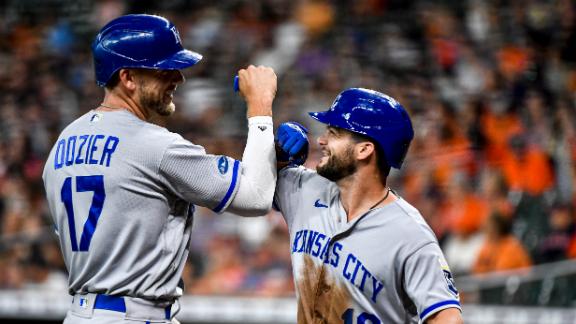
42,14,277,323
275,88,463,323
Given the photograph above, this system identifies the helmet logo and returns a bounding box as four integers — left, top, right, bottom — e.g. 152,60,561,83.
330,95,342,110
170,26,182,44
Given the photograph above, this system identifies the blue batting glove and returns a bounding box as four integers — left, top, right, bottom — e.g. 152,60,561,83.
276,122,309,166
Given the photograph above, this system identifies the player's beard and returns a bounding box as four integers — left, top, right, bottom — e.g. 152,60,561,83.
316,146,357,182
138,84,176,117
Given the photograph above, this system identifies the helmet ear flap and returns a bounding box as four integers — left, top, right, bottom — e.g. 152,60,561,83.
380,137,410,169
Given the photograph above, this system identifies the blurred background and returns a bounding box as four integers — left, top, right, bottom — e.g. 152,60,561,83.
0,0,575,323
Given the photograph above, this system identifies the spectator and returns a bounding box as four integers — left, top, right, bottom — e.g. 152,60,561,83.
500,134,554,196
473,213,532,274
537,204,575,263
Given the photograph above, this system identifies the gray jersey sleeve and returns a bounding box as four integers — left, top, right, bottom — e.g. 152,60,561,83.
274,167,317,227
159,136,240,213
403,242,461,322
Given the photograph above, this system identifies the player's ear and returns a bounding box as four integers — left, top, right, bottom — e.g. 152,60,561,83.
118,69,138,91
356,142,375,161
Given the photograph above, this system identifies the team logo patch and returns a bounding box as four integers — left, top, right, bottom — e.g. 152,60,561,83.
90,113,103,124
439,257,459,298
218,156,229,175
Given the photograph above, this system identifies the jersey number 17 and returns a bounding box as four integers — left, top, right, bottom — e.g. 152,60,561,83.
60,175,106,252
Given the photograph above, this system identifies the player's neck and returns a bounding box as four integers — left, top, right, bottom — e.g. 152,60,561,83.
98,90,149,121
337,168,392,222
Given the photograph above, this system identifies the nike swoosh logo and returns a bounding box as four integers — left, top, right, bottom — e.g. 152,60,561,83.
314,199,328,208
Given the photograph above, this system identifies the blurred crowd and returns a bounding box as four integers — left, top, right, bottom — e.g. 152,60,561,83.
0,0,575,301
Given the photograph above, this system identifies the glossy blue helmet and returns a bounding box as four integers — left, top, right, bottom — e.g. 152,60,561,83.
309,88,414,169
92,14,202,87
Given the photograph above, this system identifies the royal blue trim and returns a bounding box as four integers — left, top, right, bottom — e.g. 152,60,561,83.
94,294,171,319
420,300,461,320
94,294,126,313
213,159,240,212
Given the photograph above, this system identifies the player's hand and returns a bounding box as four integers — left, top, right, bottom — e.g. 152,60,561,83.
237,65,277,117
276,122,309,166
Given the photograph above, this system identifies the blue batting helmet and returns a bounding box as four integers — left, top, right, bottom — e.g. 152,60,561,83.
92,14,202,87
309,88,414,169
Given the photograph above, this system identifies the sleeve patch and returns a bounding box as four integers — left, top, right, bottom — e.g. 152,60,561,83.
217,156,229,175
438,257,459,298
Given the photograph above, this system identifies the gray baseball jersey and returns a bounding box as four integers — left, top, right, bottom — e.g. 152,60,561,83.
274,167,461,323
42,110,241,301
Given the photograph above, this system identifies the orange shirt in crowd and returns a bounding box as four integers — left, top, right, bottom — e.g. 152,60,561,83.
445,194,489,237
481,112,524,165
497,46,529,80
500,147,554,196
473,236,533,274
